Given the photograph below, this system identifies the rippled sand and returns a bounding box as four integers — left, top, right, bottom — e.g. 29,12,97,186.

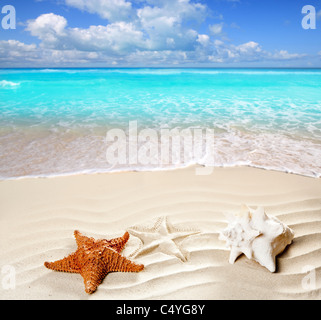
0,166,320,300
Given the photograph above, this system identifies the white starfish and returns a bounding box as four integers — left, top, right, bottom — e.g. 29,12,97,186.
219,205,294,272
127,216,200,262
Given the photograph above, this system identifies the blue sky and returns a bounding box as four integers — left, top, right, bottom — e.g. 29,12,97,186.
0,0,321,67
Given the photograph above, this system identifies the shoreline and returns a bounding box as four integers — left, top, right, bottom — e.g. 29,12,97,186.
1,163,320,182
0,165,320,300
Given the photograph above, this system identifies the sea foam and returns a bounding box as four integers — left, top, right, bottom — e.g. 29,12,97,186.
0,80,20,87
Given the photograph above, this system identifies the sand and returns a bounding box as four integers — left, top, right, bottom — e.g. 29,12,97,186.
0,165,320,300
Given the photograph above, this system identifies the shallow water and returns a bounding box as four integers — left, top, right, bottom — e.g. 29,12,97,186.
0,68,320,179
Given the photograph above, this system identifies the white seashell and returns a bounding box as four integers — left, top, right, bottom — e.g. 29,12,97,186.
219,205,294,272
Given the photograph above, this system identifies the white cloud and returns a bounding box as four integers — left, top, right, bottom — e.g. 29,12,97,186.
237,41,260,52
197,34,210,46
26,14,146,54
136,0,206,51
0,40,38,63
271,50,306,60
209,23,223,35
65,0,133,22
207,41,306,64
68,22,146,54
26,13,68,50
214,39,224,46
0,39,117,67
138,0,206,23
27,13,67,38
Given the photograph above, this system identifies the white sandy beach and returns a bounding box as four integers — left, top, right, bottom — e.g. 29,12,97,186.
0,165,320,300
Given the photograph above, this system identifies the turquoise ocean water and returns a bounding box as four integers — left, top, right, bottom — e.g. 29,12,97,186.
0,68,321,179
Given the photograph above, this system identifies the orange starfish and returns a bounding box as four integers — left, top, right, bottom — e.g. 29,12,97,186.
44,230,144,294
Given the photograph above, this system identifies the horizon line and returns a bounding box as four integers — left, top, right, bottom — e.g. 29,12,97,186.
1,67,321,70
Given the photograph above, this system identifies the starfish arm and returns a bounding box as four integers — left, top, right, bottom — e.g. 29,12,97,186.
80,264,106,294
104,248,144,273
170,230,200,243
165,216,200,239
44,252,80,273
107,231,130,253
128,228,153,239
134,242,162,258
74,230,93,248
159,241,187,262
128,228,160,245
127,228,141,239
